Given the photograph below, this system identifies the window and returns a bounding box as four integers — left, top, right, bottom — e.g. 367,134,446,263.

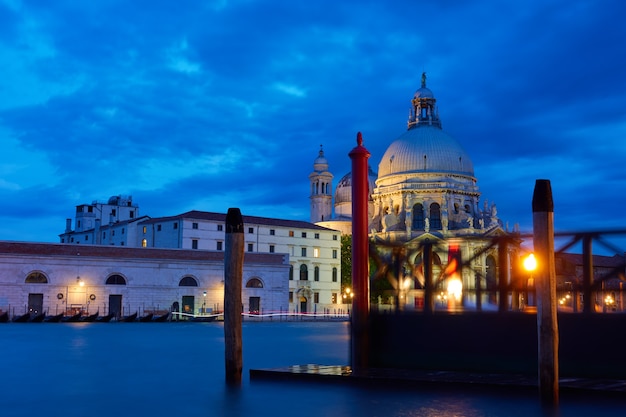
332,267,338,282
289,230,294,237
248,227,254,234
246,278,263,288
314,233,319,239
248,243,253,252
192,222,199,229
412,203,425,230
302,232,307,238
121,228,125,234
314,266,320,281
25,272,48,283
143,226,147,234
430,203,442,230
77,220,81,228
289,265,294,280
111,209,116,216
112,230,115,236
301,247,307,257
192,239,198,249
157,224,162,231
103,232,106,239
217,241,223,250
85,235,89,241
269,245,275,253
217,224,223,231
105,274,126,285
270,229,275,236
333,235,338,241
130,210,134,218
289,292,294,303
179,276,198,287
332,293,337,304
314,292,319,303
88,206,93,213
332,249,338,259
313,248,320,258
142,239,147,247
174,223,178,229
299,264,308,280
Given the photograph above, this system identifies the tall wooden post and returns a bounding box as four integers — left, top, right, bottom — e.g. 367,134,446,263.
532,180,559,407
423,240,434,314
349,132,370,371
582,235,594,314
498,237,509,313
224,207,244,386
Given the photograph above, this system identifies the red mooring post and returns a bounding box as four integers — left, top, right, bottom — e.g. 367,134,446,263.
224,207,244,386
349,132,371,371
532,179,559,407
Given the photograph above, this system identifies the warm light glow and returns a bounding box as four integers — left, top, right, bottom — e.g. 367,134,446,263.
447,277,462,301
523,253,537,272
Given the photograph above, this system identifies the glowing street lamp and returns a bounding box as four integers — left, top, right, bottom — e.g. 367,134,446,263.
523,253,537,272
523,253,537,308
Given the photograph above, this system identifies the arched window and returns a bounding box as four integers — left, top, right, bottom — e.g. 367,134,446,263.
246,278,264,288
289,265,294,280
412,203,424,230
106,274,126,285
314,266,320,281
332,267,338,282
141,238,147,247
179,276,198,287
25,272,48,283
430,203,442,230
300,264,308,281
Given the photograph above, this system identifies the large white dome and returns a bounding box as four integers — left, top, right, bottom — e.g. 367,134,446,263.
377,125,474,179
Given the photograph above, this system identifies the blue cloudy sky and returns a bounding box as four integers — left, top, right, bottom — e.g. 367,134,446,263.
1,0,625,243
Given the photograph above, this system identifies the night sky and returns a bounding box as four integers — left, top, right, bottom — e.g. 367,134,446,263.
1,1,625,243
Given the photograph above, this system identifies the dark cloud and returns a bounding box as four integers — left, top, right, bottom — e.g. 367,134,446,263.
0,0,625,243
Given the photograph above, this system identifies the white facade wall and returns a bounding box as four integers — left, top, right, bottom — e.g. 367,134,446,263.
0,243,289,319
136,214,342,314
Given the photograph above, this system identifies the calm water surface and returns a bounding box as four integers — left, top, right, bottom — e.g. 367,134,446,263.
0,321,623,416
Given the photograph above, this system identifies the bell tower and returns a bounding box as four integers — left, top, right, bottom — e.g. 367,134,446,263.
309,145,333,223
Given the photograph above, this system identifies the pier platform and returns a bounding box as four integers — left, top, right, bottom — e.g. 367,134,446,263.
250,365,626,397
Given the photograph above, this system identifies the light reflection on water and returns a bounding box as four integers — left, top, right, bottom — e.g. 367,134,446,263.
0,321,623,417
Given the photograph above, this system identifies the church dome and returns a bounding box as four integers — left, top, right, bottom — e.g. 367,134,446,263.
413,86,434,99
312,146,329,172
377,125,474,178
335,166,377,205
378,74,474,179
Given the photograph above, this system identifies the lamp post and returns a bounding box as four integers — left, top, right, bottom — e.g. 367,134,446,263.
523,253,537,309
203,291,207,314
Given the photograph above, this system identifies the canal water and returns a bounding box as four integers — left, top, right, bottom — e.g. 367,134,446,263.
0,321,623,416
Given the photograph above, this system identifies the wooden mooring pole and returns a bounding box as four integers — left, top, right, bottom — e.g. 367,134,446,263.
349,132,371,371
532,179,559,407
224,207,244,386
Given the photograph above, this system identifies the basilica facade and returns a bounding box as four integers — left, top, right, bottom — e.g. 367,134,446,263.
310,75,522,310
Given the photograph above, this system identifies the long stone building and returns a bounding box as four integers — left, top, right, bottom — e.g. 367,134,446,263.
0,241,289,319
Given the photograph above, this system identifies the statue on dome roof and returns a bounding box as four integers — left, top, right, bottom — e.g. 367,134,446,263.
421,72,427,88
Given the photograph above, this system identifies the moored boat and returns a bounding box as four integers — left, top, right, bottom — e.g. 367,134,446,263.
152,312,170,322
44,313,64,322
62,312,82,323
121,312,138,322
138,313,153,322
29,312,46,322
80,312,99,322
96,313,115,322
12,312,30,323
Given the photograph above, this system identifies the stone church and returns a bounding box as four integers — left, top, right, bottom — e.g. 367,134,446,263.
310,74,522,311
